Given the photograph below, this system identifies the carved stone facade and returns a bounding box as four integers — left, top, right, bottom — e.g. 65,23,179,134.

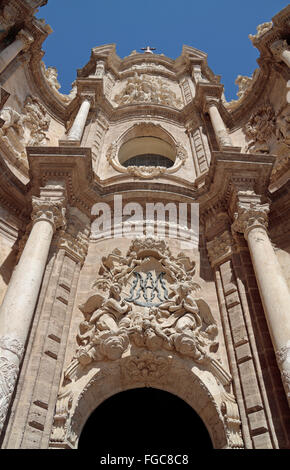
0,2,289,452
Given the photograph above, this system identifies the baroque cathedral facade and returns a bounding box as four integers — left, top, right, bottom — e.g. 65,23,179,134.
0,0,289,450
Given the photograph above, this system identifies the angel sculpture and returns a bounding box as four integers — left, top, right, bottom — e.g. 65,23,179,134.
97,249,148,284
140,281,219,361
76,283,133,364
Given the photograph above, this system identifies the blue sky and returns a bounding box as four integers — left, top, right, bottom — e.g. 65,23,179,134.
36,1,289,101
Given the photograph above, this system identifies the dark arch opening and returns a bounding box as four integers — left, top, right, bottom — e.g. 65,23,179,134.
78,387,213,453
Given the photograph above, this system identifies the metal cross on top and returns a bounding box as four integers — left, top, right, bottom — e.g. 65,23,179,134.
141,46,156,54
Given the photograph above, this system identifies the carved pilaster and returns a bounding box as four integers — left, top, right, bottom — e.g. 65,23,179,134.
206,230,235,267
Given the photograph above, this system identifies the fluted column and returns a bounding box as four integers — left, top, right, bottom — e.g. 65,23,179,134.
67,94,93,142
270,40,290,68
0,29,34,74
232,203,290,406
0,188,66,434
205,98,233,148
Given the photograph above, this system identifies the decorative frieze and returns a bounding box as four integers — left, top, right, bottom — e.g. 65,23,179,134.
113,73,183,109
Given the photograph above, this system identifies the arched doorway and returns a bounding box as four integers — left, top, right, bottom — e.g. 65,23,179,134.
78,387,213,452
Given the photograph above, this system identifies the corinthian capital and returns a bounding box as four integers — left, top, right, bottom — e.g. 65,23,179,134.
16,29,34,51
231,203,269,238
206,230,235,267
270,39,289,62
31,196,66,231
80,92,95,106
203,96,220,114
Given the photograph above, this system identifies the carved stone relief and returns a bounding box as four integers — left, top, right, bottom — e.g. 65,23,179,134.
41,62,77,103
50,237,243,449
113,72,183,109
244,105,276,153
0,335,24,433
249,22,273,42
0,95,51,163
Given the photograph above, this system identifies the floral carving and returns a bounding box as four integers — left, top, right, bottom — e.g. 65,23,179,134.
22,95,50,145
113,72,182,109
121,351,172,381
0,357,19,433
244,105,276,153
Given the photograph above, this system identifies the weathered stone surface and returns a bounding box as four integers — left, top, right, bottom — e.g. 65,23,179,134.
0,2,289,451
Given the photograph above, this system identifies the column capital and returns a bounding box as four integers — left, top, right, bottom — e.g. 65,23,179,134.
80,92,95,106
231,202,269,239
31,196,66,231
203,96,220,114
16,29,34,51
206,230,236,267
270,39,289,62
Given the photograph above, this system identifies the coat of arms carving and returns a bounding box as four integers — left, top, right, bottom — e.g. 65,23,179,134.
74,237,218,365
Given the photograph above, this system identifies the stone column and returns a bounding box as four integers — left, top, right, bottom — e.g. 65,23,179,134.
0,29,34,74
232,203,290,406
205,98,233,148
0,188,66,434
270,40,290,68
67,94,93,142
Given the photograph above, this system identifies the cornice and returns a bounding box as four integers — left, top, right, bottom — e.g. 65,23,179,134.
0,151,30,220
196,151,275,216
26,146,96,217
